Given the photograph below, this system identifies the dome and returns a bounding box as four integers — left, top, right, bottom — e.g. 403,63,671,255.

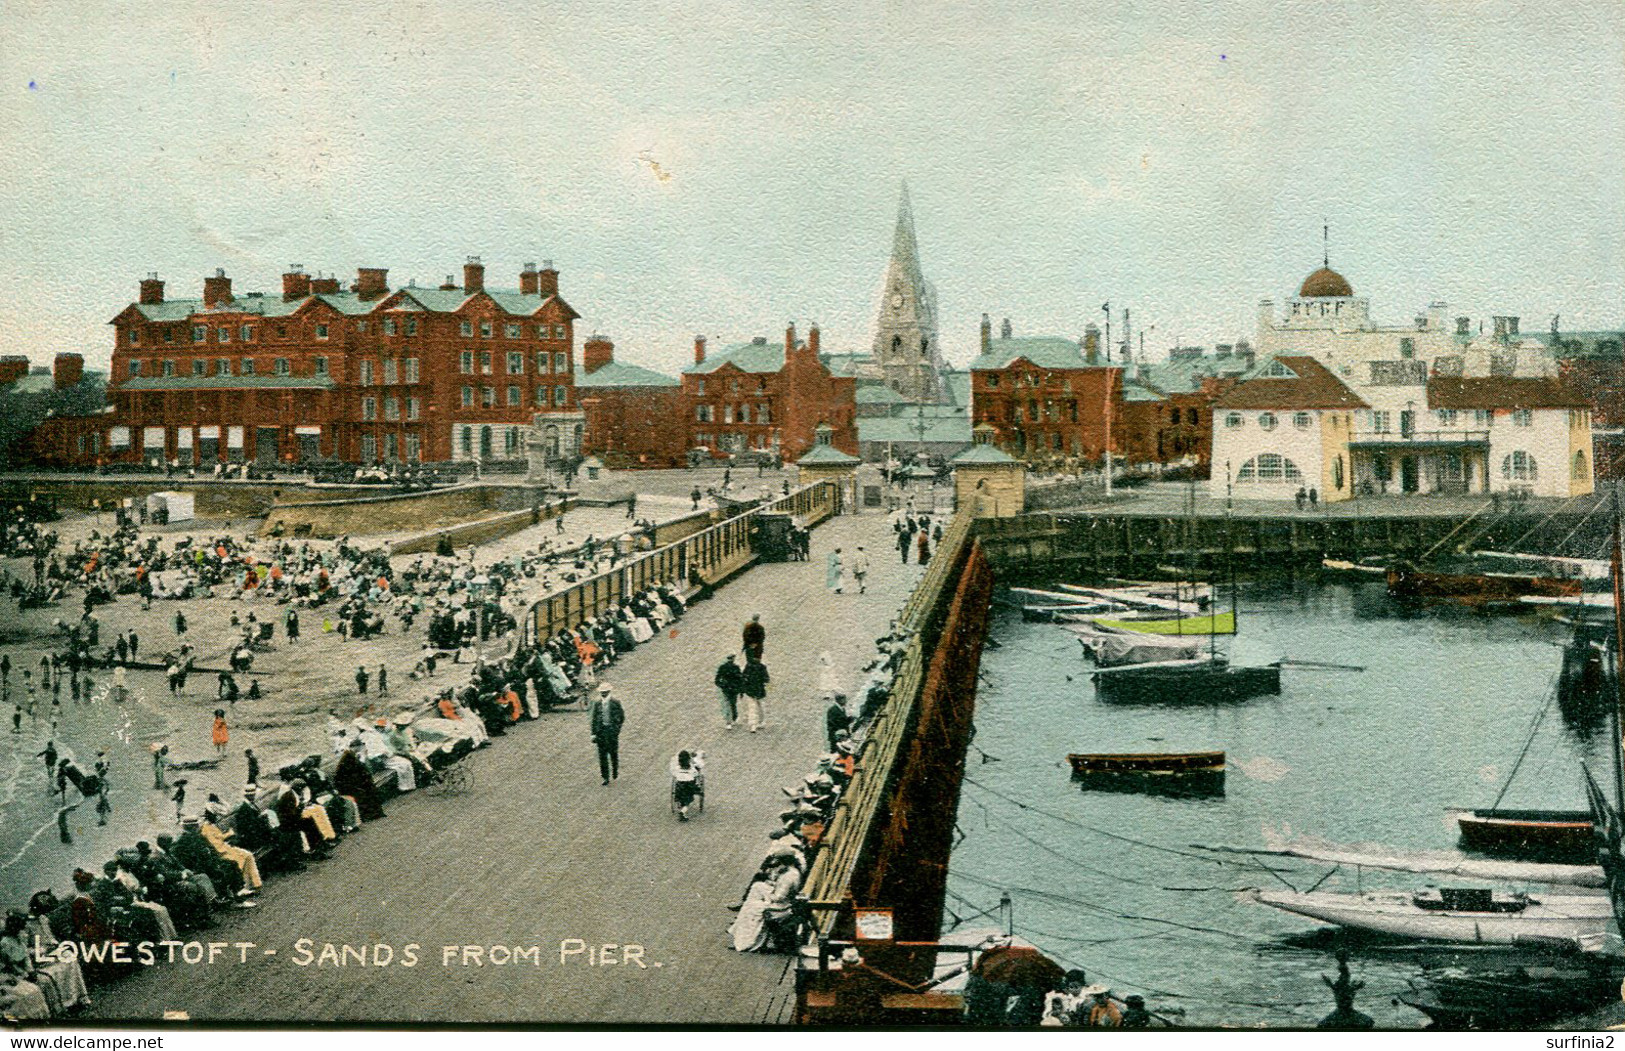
1299,266,1353,298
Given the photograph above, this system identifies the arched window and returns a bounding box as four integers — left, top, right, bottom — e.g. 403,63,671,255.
544,424,560,457
1258,412,1278,431
1573,449,1589,482
1170,407,1181,425
1502,451,1537,481
459,426,473,458
1224,412,1243,429
1236,453,1303,483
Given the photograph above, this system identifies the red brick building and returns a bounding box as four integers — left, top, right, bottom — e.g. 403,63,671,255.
1115,349,1252,475
92,259,586,466
968,321,1123,465
575,336,687,468
682,324,857,462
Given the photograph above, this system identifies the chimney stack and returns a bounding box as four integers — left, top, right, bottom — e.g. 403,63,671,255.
785,321,797,354
1456,316,1471,335
519,262,539,296
1083,323,1100,364
309,272,340,294
354,267,389,300
808,323,821,357
537,260,559,297
282,266,311,301
980,313,992,355
463,256,484,294
202,267,232,308
694,335,707,365
138,272,164,305
0,357,28,386
1000,317,1012,340
583,335,614,375
53,353,83,390
440,274,458,291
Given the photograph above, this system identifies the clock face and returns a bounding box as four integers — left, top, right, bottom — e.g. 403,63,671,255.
891,292,904,309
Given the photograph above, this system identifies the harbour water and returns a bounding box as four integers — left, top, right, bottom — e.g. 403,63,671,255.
949,575,1608,1028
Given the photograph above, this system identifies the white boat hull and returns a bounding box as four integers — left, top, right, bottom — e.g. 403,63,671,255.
1253,889,1614,944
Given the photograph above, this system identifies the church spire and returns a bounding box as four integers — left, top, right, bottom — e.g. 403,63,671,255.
891,181,922,278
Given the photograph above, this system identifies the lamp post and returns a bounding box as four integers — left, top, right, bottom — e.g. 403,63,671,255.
469,574,490,662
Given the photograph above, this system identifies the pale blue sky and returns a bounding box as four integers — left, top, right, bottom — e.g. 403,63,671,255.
2,0,1620,376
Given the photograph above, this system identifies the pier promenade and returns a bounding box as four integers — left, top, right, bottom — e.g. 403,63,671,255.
80,510,919,1025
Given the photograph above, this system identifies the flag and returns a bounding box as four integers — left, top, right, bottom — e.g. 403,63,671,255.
1101,302,1110,312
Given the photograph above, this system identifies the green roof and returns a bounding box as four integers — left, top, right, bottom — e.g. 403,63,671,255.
855,384,905,404
857,416,973,444
797,444,860,465
118,375,336,391
950,443,1020,465
943,370,973,407
968,337,1092,371
820,353,872,377
125,286,578,325
684,340,785,375
1133,355,1251,394
1121,380,1166,403
575,360,679,388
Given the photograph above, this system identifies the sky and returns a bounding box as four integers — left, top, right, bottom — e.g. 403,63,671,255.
1,0,1621,377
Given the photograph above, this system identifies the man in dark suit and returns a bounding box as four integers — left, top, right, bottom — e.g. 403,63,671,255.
590,684,625,785
742,614,766,662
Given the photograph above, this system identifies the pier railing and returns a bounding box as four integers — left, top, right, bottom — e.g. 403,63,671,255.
524,480,839,643
802,506,977,933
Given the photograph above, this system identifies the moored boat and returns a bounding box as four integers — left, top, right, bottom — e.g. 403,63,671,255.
1252,887,1614,944
1092,658,1279,704
1090,610,1236,636
1067,750,1225,796
1454,808,1595,865
1387,564,1582,605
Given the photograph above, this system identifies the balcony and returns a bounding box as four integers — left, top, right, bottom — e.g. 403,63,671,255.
1350,429,1489,447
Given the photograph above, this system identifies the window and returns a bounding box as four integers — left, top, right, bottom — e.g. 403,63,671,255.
217,326,234,344
536,386,550,406
163,329,174,344
161,360,175,377
314,357,328,377
1262,359,1296,378
192,359,206,377
554,352,567,372
1502,451,1538,481
405,434,421,461
506,324,520,339
739,405,751,424
192,325,206,343
554,387,566,406
696,379,706,395
505,427,519,456
1574,450,1590,481
482,386,496,408
129,328,141,346
696,405,713,423
361,397,377,421
1332,455,1346,490
507,385,521,406
985,373,999,387
1399,337,1415,360
215,358,231,376
1474,409,1492,427
315,324,329,340
1224,412,1242,429
384,433,397,461
382,358,397,384
1293,412,1312,429
361,435,376,461
724,405,735,424
507,352,524,374
480,322,493,339
758,403,770,424
460,351,474,374
384,396,399,420
536,325,550,340
1235,453,1303,483
274,357,290,376
359,360,374,385
536,351,550,373
1258,412,1277,431
356,321,368,334
729,378,740,394
479,351,492,374
461,386,473,407
406,397,420,420
460,321,474,337
1436,409,1458,427
383,319,397,336
1371,410,1392,433
1513,409,1533,427
554,325,567,340
404,358,418,383
405,319,417,337
241,325,254,342
460,427,473,458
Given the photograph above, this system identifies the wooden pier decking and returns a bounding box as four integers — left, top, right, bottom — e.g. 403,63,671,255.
81,512,921,1025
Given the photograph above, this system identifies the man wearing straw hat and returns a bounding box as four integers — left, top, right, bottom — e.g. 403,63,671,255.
589,684,625,786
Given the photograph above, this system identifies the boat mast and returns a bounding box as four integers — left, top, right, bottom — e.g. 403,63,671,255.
1610,491,1625,812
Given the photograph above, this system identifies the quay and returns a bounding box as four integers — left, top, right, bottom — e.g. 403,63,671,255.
75,484,932,1024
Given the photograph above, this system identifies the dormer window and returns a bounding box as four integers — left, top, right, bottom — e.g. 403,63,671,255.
1262,359,1296,378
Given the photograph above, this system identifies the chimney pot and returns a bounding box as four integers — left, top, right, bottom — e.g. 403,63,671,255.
694,335,707,365
463,258,485,294
282,268,311,301
202,270,233,307
441,275,457,290
355,267,389,300
1000,317,1012,339
536,262,558,297
139,274,165,305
